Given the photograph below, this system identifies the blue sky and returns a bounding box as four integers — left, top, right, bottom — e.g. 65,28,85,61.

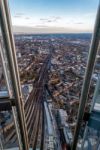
9,0,99,33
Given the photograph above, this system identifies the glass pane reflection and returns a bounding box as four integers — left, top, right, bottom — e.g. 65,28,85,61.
0,109,19,149
0,24,13,98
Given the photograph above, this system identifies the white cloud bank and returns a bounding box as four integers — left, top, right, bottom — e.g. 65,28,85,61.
12,12,96,33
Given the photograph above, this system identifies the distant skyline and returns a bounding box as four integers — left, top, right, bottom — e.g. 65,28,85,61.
9,0,99,33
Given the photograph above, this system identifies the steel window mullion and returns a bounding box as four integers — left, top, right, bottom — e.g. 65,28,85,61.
3,0,23,97
72,2,100,150
0,0,29,150
3,0,29,149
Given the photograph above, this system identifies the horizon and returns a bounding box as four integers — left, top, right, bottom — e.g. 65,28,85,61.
9,0,99,33
13,30,92,35
13,26,93,34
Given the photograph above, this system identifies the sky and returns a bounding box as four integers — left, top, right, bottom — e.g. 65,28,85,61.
9,0,99,33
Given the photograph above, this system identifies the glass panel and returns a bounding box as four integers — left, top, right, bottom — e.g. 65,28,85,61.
0,26,13,98
77,126,100,150
0,30,8,97
93,76,100,112
0,108,20,149
0,11,23,150
0,55,8,97
9,0,99,149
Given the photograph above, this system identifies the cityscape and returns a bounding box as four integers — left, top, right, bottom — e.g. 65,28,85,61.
0,0,100,150
0,32,100,149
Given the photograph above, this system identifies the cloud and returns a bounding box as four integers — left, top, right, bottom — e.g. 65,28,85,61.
47,20,52,22
12,13,94,32
14,15,22,18
25,17,30,20
53,16,61,21
40,16,61,23
13,25,92,34
14,14,31,22
34,25,49,28
75,22,84,24
15,13,25,16
40,18,47,21
14,13,25,18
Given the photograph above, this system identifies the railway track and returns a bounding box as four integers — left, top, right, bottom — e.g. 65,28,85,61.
0,55,50,149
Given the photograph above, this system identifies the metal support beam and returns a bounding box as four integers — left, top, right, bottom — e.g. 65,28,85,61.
3,0,23,97
71,2,100,150
3,0,29,149
0,0,29,150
